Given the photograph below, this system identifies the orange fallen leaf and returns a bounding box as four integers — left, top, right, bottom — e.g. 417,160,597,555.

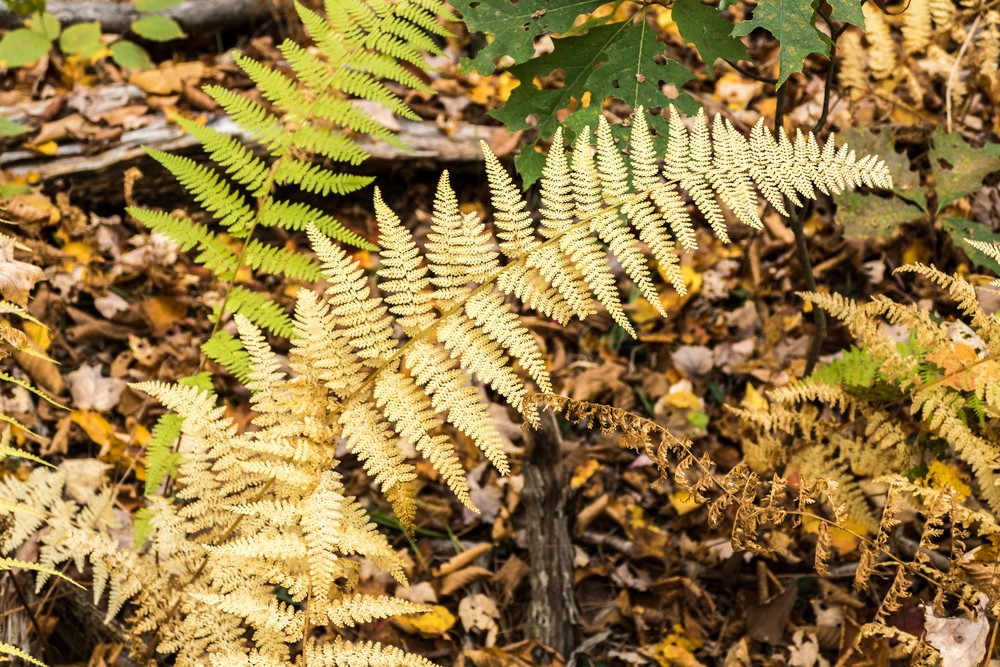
142,296,187,336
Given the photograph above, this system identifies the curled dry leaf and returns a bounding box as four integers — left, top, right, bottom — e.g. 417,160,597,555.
435,542,492,577
458,593,500,647
440,565,492,596
0,235,45,307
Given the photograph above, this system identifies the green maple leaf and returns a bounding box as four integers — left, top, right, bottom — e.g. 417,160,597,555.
492,19,696,186
826,0,865,28
731,0,829,87
455,0,605,74
673,0,747,67
930,129,1000,209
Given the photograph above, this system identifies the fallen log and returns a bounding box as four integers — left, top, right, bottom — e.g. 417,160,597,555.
1,115,496,182
0,0,277,34
1,81,500,208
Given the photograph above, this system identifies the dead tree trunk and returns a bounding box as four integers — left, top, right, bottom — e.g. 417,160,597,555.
522,410,577,659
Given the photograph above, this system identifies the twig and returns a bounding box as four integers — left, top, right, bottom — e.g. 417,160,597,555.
725,59,778,85
945,13,981,133
5,572,54,666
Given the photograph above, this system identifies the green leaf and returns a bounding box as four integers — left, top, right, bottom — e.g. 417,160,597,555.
839,126,926,209
513,147,548,190
0,116,31,137
135,0,185,11
455,0,605,74
673,0,747,67
826,0,865,28
838,191,921,238
0,183,31,197
943,217,1000,275
131,14,186,42
27,11,60,40
731,0,828,87
110,39,153,69
2,0,46,14
0,28,51,67
492,19,696,186
59,21,105,59
930,129,1000,209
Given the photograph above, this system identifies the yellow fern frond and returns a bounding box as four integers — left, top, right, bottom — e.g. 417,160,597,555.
404,341,511,475
864,3,898,79
339,397,417,529
903,0,934,54
322,594,429,627
373,367,474,509
309,228,397,362
374,188,436,335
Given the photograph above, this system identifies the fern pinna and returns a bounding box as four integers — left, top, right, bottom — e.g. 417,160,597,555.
127,0,454,370
1,108,890,665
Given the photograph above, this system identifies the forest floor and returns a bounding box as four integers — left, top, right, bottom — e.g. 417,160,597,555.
1,2,1000,666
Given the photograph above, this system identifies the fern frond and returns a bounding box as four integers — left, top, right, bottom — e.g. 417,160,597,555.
322,594,429,627
339,397,417,529
201,330,252,383
144,413,182,496
220,287,294,339
373,368,474,509
305,638,441,667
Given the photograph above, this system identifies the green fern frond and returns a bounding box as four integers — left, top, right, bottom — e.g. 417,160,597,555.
131,0,454,346
144,413,182,496
201,330,252,383
242,239,322,281
218,287,294,339
127,208,239,277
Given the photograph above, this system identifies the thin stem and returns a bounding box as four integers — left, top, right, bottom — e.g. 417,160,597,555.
794,204,827,375
725,59,778,84
6,572,54,666
945,13,981,133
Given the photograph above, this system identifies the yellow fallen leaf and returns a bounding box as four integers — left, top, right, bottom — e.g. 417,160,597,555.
570,458,601,490
903,239,931,266
22,321,50,351
741,382,768,411
668,491,703,517
29,141,58,156
801,513,864,555
666,390,701,410
649,625,705,667
393,604,456,637
70,410,116,448
495,72,518,102
142,296,187,337
62,241,95,264
923,460,971,498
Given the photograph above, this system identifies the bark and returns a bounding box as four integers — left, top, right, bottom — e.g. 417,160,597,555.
0,0,277,34
521,410,578,659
